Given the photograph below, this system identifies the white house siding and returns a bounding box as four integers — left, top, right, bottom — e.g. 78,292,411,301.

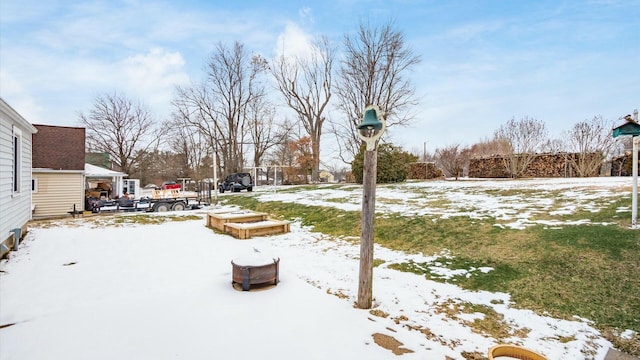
32,170,85,218
0,98,37,256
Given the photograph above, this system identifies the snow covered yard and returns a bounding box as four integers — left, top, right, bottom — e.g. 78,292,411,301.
1,177,636,359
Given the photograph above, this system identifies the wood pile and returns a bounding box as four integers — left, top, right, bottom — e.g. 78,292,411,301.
611,152,637,176
407,162,445,179
468,153,603,178
468,156,510,178
523,154,574,178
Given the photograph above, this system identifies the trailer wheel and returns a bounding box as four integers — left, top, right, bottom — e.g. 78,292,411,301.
154,202,171,212
171,202,186,211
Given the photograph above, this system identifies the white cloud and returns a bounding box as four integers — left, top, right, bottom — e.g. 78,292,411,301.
119,48,190,119
0,70,45,123
0,46,190,125
441,20,505,43
274,22,314,60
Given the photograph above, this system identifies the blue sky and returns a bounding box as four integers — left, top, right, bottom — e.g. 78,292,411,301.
1,0,638,162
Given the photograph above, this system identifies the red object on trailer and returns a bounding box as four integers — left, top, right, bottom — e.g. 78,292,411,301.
161,181,181,190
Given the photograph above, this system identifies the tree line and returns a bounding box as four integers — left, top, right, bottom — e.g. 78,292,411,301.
79,19,631,185
80,20,421,185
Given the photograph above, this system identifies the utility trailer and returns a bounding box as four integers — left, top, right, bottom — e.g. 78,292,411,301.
88,189,202,213
144,189,201,212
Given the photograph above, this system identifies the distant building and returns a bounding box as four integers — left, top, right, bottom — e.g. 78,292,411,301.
319,170,335,183
86,152,111,169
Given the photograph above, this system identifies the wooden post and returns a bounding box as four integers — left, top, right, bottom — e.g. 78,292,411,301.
632,136,638,229
358,149,377,309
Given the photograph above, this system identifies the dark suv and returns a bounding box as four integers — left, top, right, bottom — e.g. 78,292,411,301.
219,173,253,193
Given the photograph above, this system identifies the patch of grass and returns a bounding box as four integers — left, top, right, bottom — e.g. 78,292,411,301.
318,184,352,190
223,196,360,236
170,215,202,221
538,223,636,258
460,351,485,360
376,197,406,205
373,258,386,267
325,197,353,204
388,258,522,292
434,299,530,340
326,288,350,299
547,196,632,223
602,328,640,356
270,185,320,193
509,225,640,332
103,214,202,226
481,188,545,198
113,215,167,225
369,309,389,318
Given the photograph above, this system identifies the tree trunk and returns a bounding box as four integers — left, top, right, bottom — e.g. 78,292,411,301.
312,136,320,182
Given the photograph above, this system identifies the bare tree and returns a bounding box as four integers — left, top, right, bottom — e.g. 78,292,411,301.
173,41,268,175
541,137,565,154
266,117,296,163
435,144,468,180
564,115,618,177
333,20,421,162
246,94,290,169
172,83,224,176
469,137,510,157
494,116,548,178
166,115,209,181
272,36,335,182
79,93,164,176
263,116,305,176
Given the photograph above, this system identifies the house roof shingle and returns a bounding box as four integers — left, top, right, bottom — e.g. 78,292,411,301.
32,124,85,171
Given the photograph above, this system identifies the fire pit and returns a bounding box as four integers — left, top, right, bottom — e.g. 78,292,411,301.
231,254,279,291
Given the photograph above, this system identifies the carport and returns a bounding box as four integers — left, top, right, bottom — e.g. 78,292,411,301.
85,163,127,199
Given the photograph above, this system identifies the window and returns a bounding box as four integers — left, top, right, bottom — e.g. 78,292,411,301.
12,125,22,194
32,177,38,193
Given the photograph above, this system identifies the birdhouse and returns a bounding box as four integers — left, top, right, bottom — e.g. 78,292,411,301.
613,121,640,138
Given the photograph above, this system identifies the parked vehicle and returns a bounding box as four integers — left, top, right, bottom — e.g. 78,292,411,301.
219,173,253,193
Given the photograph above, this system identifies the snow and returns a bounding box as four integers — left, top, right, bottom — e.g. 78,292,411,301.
0,177,634,359
258,177,630,230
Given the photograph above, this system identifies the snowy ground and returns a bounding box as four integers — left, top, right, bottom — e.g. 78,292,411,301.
0,177,635,359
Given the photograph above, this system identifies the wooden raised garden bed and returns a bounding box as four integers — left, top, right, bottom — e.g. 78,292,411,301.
207,210,290,239
224,220,290,239
207,211,268,231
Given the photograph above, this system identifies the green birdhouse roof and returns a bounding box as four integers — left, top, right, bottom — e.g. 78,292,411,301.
613,121,640,137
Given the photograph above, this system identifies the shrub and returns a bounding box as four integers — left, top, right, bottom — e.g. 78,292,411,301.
351,143,418,183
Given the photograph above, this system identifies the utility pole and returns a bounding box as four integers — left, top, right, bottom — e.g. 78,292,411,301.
424,141,428,180
423,141,426,162
213,151,218,202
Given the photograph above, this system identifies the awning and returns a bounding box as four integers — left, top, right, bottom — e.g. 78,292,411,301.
85,163,127,177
